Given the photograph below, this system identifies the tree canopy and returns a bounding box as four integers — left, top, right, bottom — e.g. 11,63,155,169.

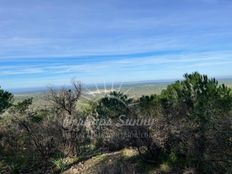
0,87,13,114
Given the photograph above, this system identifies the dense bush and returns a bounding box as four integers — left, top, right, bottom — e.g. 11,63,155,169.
0,87,13,114
0,72,231,173
160,72,232,173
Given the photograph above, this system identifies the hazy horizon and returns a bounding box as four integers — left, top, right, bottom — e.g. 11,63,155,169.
8,75,232,94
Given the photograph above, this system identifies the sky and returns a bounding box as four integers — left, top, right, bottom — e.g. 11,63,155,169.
0,0,232,90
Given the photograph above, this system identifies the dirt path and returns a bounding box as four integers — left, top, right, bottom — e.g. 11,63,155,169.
62,149,140,174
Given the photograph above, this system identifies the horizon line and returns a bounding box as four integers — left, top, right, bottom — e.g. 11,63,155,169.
9,75,232,94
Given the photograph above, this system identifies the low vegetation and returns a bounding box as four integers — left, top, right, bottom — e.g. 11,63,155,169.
0,72,232,174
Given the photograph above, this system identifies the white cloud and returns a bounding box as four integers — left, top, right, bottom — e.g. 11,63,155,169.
1,50,231,76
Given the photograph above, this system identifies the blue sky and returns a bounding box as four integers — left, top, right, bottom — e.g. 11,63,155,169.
0,0,232,89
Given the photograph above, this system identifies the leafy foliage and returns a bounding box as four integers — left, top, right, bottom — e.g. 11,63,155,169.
0,87,13,113
0,73,232,173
